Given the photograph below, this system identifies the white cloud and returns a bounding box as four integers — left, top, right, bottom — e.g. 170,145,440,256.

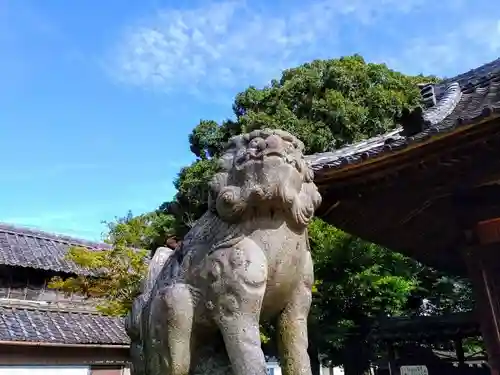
108,0,426,93
108,0,500,97
387,19,500,77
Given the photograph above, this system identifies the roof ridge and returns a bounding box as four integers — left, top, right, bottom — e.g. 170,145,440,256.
0,222,109,249
449,57,500,83
434,57,500,97
0,298,108,316
422,82,462,126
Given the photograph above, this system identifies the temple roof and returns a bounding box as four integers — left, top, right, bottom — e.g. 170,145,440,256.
0,300,129,346
0,223,110,275
307,58,500,180
307,57,500,274
0,226,130,347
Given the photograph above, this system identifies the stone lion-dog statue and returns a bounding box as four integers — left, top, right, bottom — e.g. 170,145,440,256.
126,129,322,375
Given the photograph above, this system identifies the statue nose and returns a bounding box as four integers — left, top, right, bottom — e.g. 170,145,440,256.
265,135,281,150
256,138,267,150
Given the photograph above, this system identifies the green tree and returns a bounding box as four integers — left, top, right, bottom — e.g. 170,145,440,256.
159,158,221,237
403,268,473,316
234,56,437,153
49,211,174,316
308,218,419,373
162,55,437,228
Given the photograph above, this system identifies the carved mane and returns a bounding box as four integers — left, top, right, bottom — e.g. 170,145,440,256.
208,129,322,228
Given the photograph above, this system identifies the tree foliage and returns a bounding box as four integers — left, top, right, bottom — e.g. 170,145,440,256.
161,55,438,230
406,267,474,316
233,55,436,153
308,218,419,367
159,158,221,237
49,211,174,316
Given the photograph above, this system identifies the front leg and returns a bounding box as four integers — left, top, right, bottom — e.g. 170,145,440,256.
277,251,314,375
151,283,195,375
207,238,268,375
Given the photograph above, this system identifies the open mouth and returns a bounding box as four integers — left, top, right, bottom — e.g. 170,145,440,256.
235,150,285,167
247,150,284,160
264,151,284,158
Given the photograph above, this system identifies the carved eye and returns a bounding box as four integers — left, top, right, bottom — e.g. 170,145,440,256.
249,137,266,150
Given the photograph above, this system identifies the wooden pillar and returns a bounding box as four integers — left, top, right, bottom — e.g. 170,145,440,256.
454,337,465,366
387,342,398,375
464,218,500,375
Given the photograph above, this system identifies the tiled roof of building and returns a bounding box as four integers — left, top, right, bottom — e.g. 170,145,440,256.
0,223,110,274
307,58,500,176
370,311,480,341
0,301,129,346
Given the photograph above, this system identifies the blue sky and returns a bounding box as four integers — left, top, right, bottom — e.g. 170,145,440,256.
0,0,499,241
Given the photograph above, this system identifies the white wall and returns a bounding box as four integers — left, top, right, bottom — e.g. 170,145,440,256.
268,362,344,375
321,366,345,375
267,361,282,375
0,367,89,375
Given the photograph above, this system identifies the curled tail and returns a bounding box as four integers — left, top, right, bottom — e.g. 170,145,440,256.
125,246,175,375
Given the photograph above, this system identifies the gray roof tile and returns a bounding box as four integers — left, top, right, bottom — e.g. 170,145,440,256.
0,304,129,345
434,57,500,98
0,223,110,274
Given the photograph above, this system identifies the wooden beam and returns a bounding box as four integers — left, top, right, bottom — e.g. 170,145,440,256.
0,344,129,365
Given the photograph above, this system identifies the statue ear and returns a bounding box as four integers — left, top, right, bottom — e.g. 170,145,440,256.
215,186,247,221
209,171,229,212
291,183,322,227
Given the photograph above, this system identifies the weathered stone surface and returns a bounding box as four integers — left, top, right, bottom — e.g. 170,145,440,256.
126,129,322,375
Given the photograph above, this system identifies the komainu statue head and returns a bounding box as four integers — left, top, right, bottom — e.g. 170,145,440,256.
209,128,322,228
